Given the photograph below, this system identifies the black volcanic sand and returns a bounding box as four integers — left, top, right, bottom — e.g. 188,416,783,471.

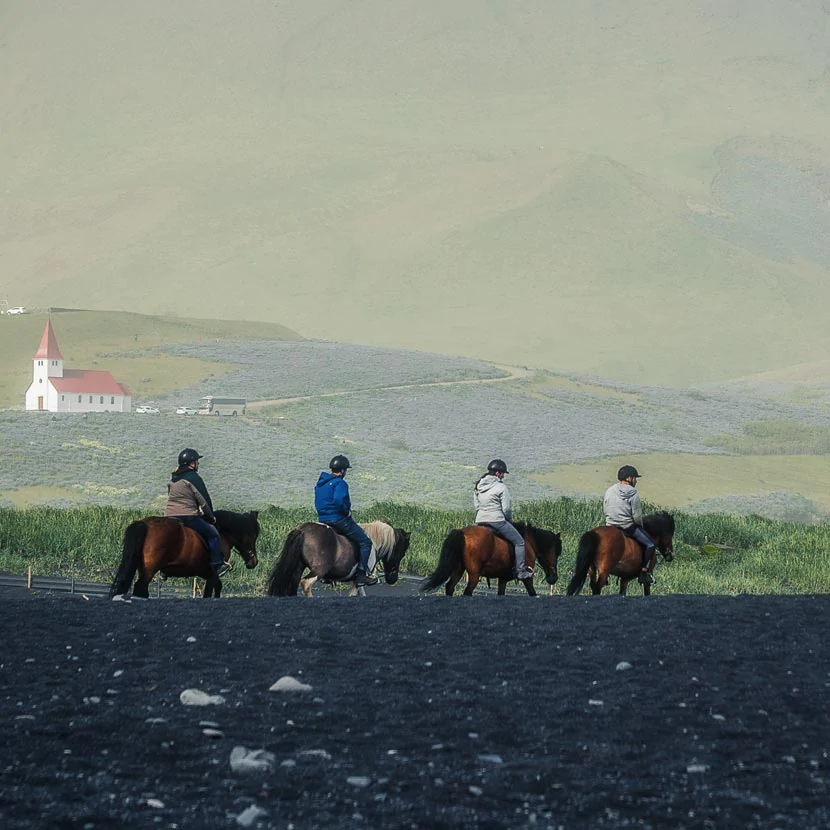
1,593,828,829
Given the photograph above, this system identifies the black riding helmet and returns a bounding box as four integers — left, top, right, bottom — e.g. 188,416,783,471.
617,464,642,481
487,459,509,475
178,448,203,466
329,454,351,472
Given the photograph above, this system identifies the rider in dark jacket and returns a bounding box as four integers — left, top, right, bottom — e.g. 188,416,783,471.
314,455,377,587
166,448,228,578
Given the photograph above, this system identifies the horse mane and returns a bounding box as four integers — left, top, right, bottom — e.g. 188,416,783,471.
360,520,397,559
514,521,560,549
644,511,674,535
215,510,260,538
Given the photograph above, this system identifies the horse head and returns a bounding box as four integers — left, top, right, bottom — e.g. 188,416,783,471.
215,510,260,570
521,523,562,585
381,528,411,585
646,512,675,563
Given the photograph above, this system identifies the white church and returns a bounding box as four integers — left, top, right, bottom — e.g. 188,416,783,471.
25,320,132,413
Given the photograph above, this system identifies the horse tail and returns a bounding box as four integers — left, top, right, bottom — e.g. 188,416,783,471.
266,528,306,597
566,530,599,596
420,529,465,593
110,520,147,597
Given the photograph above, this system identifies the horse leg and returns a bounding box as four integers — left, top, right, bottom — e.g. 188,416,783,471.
463,571,482,596
592,571,610,595
523,576,538,597
301,575,318,597
209,578,222,598
588,566,599,595
497,578,508,595
619,578,630,596
642,582,652,597
445,565,465,596
132,567,155,599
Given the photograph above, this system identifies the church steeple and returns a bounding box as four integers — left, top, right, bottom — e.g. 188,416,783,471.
33,320,64,361
33,320,64,379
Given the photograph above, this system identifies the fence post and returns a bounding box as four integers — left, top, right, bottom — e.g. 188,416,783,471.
192,578,198,599
27,567,32,590
156,576,161,599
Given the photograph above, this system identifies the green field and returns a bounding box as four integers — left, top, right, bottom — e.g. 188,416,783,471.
1,500,828,596
532,453,830,515
3,3,830,385
0,310,298,408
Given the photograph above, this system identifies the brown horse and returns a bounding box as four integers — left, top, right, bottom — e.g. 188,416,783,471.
420,522,562,597
566,512,675,597
109,510,260,599
265,521,411,597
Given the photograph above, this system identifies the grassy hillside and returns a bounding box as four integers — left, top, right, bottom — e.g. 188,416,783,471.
0,310,298,408
2,2,830,383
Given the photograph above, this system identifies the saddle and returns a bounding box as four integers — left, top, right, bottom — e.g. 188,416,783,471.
318,522,377,581
476,523,515,555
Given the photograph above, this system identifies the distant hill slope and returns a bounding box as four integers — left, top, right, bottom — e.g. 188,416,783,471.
2,1,830,384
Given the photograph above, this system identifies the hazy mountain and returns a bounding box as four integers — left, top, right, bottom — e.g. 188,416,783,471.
2,1,830,384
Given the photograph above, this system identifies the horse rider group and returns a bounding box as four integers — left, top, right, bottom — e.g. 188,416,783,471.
167,448,657,587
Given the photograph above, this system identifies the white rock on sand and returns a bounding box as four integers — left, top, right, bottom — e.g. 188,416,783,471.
230,746,277,774
269,676,313,693
179,689,226,706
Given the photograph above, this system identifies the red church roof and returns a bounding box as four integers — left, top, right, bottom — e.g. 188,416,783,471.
33,320,64,360
50,370,128,396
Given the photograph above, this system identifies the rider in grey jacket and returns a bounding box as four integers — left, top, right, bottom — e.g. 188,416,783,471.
474,459,533,581
603,464,656,585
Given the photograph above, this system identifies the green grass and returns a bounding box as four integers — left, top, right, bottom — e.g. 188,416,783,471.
1,499,827,596
532,453,830,514
705,420,830,455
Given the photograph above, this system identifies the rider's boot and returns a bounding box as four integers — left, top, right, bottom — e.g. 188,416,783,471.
638,547,656,585
515,552,534,581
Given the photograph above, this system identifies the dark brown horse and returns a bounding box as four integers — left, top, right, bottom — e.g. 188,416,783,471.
265,521,411,597
109,510,260,599
420,522,562,597
566,512,675,597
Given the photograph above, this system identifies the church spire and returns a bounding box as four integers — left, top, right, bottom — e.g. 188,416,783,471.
33,320,64,360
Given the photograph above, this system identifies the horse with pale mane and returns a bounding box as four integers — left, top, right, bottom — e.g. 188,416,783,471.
265,520,411,597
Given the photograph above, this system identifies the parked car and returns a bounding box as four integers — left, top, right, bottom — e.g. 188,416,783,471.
134,405,160,414
175,406,200,415
5,307,26,315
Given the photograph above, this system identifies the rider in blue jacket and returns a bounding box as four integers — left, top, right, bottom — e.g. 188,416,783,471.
314,455,377,587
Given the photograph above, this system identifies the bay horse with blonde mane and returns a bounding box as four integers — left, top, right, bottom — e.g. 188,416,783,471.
566,512,675,597
109,510,260,599
420,522,562,597
266,521,411,597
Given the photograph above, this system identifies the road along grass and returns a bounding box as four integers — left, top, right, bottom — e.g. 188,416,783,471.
1,500,828,596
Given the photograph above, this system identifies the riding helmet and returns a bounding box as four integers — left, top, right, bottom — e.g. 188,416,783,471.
329,454,351,472
487,458,509,475
178,448,203,466
617,464,641,481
